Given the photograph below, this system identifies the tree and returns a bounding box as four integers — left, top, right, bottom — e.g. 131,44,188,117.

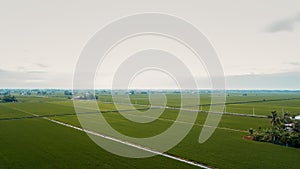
1,95,17,103
251,111,300,148
271,111,281,128
64,90,72,95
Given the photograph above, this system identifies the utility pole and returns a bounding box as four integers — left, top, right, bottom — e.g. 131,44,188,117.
253,107,255,116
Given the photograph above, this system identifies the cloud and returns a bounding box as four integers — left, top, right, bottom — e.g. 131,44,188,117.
288,62,300,66
16,63,48,73
36,63,48,68
26,70,46,74
1,67,299,89
265,13,300,33
0,69,72,89
226,71,300,90
0,69,46,88
24,79,45,83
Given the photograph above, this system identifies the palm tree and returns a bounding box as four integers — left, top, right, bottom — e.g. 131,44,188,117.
271,111,281,128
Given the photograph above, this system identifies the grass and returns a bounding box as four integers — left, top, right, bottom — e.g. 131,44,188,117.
48,111,300,169
0,92,300,168
0,118,197,169
170,126,300,169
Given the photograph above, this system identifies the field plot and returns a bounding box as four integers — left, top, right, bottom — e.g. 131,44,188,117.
0,118,197,169
0,93,300,169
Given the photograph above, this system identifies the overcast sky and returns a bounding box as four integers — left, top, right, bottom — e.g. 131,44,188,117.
0,0,300,89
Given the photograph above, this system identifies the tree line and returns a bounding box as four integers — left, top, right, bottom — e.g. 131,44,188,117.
0,95,18,103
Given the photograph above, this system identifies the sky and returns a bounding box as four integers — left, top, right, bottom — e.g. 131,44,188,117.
0,0,300,89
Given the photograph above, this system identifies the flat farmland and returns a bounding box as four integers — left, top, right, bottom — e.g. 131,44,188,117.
0,92,300,169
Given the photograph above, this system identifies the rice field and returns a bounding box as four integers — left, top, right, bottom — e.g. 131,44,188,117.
0,92,300,169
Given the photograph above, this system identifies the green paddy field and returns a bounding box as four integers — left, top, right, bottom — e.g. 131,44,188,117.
0,92,300,169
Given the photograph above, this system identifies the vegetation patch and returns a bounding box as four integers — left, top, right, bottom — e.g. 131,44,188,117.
249,111,300,148
0,95,18,103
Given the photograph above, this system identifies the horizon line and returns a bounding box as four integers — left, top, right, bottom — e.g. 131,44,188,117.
1,88,300,91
